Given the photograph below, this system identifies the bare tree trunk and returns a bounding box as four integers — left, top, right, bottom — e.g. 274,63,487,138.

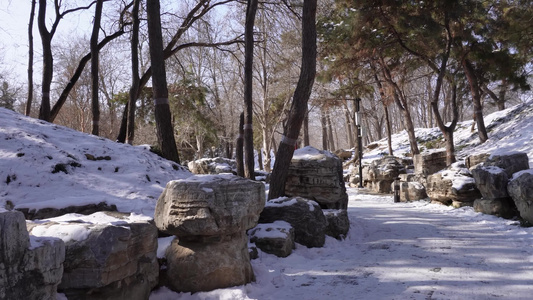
90,0,103,135
321,109,328,150
244,0,258,179
343,101,354,148
268,0,317,200
327,112,335,150
26,0,36,116
127,0,140,145
37,0,52,121
384,105,393,155
236,112,245,177
462,58,488,143
303,108,310,146
147,0,180,163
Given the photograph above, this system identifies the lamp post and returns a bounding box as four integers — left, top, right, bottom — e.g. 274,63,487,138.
354,97,363,188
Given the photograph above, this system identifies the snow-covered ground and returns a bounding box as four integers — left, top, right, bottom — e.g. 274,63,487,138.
1,100,533,299
152,188,533,300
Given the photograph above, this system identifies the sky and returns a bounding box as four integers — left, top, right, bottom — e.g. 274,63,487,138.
1,97,533,298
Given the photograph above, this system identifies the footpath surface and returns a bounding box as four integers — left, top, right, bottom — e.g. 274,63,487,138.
151,188,533,300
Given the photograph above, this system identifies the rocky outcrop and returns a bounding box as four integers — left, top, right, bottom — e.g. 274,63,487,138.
414,151,447,177
323,209,350,240
471,153,529,219
398,181,428,202
426,163,481,206
248,221,295,258
28,211,158,300
362,156,406,193
16,201,117,220
285,146,348,209
259,197,327,248
508,170,533,223
465,153,490,170
187,157,237,175
1,210,65,300
154,174,265,293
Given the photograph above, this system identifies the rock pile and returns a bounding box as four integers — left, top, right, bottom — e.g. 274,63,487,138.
362,156,406,193
426,162,481,207
154,174,265,293
471,153,529,218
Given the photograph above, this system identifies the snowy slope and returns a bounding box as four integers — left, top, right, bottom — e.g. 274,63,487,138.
0,108,191,217
363,100,533,167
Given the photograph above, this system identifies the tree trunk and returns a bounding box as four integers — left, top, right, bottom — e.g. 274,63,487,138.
462,58,488,143
236,112,245,177
244,0,258,180
127,0,141,145
321,109,328,150
327,112,335,150
90,0,103,135
303,108,310,146
26,0,36,117
268,0,317,200
384,105,393,155
262,126,272,172
37,0,52,121
146,0,180,163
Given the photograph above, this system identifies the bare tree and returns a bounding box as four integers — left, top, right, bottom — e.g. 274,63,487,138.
244,0,258,179
146,0,180,163
26,0,36,116
269,0,317,200
91,0,104,135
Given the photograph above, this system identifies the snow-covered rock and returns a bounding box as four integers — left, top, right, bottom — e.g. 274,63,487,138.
508,170,533,223
426,163,481,205
0,210,64,300
249,221,295,258
259,197,327,248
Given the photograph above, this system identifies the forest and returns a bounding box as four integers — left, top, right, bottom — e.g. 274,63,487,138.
1,0,532,178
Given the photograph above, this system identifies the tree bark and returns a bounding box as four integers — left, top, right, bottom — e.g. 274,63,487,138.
26,0,36,117
127,0,141,145
321,109,328,150
90,0,103,135
268,0,317,200
37,0,52,121
462,58,488,143
244,0,259,180
303,108,310,146
146,0,180,163
236,112,245,177
327,112,335,151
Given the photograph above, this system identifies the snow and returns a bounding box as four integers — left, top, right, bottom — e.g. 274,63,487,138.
151,189,533,299
157,236,175,259
293,146,335,161
1,100,533,299
249,221,292,239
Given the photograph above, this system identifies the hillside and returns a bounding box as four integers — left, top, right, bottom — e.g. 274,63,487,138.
363,100,533,167
0,108,191,217
1,100,533,217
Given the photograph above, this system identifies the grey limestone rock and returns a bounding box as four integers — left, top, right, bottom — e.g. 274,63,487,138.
249,221,295,258
323,209,350,240
508,170,533,223
154,174,265,237
259,196,327,248
285,146,348,209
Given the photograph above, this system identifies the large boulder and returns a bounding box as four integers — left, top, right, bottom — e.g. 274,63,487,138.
471,165,511,200
469,153,529,219
323,209,350,240
154,174,265,237
1,210,65,300
483,153,530,177
259,197,327,248
155,174,265,293
362,156,406,193
248,221,295,258
414,150,447,177
285,146,348,209
426,162,481,205
165,233,254,293
28,211,158,300
187,157,237,175
398,181,428,202
465,153,490,170
508,170,533,223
